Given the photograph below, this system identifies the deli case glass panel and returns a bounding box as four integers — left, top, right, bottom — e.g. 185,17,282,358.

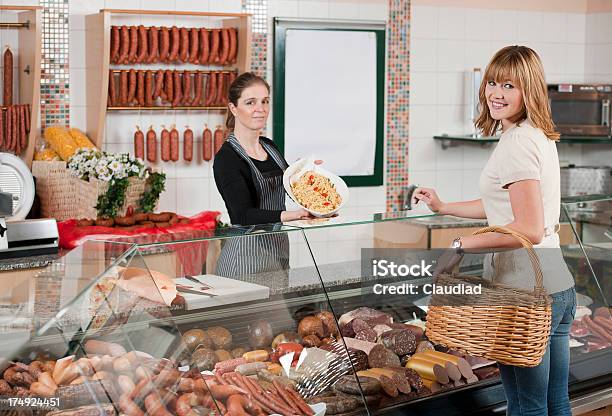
0,240,135,361
560,196,612,391
0,203,610,415
0,224,371,415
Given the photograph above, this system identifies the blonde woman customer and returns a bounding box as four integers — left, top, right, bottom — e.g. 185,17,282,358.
413,46,575,415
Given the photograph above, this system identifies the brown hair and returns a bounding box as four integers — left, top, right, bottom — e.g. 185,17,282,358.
225,72,271,131
475,45,560,141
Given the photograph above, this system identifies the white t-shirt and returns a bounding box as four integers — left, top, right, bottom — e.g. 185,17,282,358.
478,119,574,294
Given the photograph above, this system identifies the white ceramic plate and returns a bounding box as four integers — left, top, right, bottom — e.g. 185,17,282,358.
283,158,349,218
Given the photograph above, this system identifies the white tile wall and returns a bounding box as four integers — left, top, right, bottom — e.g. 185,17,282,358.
409,5,590,202
558,144,583,166
0,0,38,6
297,0,329,19
329,2,362,20
585,13,612,78
437,7,464,39
582,12,612,167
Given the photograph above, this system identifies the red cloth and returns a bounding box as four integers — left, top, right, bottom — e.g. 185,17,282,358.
58,211,220,276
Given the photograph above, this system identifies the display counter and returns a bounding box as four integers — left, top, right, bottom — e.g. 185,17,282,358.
0,199,610,415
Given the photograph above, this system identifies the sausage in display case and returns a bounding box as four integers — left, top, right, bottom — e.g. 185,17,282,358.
3,201,612,415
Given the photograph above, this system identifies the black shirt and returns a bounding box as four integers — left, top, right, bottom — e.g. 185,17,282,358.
213,137,285,225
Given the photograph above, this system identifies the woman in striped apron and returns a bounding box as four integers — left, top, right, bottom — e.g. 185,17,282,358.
213,72,312,279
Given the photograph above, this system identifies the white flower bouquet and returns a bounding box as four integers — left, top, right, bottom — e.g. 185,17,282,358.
67,148,147,183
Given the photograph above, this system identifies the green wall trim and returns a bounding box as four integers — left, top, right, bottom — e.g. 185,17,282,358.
273,19,386,187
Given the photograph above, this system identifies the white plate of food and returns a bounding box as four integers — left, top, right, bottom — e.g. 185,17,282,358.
283,158,348,218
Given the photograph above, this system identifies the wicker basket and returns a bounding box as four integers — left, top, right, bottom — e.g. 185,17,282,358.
32,161,147,221
75,176,146,220
425,226,552,367
32,161,78,220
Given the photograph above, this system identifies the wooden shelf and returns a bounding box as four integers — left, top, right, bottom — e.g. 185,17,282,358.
108,27,237,32
0,105,29,110
86,10,252,148
0,6,43,169
107,106,227,111
109,69,237,74
100,9,251,18
0,22,29,29
0,6,42,11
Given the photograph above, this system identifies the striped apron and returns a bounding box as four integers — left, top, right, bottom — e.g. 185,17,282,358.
215,134,290,280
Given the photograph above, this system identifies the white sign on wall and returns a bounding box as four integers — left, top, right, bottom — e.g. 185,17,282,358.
283,29,378,176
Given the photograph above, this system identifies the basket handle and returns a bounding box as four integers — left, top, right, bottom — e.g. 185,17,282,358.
472,226,545,292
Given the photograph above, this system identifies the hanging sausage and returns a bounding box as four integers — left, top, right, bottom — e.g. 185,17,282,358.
202,125,212,161
183,126,194,162
3,47,13,106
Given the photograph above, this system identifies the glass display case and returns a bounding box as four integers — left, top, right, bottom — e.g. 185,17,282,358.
560,195,612,414
0,201,610,416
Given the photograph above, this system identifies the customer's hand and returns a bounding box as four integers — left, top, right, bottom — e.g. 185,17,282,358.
413,187,446,213
281,209,313,222
433,248,464,278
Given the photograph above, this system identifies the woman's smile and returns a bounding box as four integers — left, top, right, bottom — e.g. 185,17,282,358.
490,100,508,110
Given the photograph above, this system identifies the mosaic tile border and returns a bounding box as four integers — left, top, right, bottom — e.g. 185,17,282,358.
40,0,70,128
250,33,267,77
242,0,267,77
386,0,410,211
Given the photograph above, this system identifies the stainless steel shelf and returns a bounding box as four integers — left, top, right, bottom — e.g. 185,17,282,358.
434,134,612,150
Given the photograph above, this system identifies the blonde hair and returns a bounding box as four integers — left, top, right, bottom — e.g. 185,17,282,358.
475,45,560,141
